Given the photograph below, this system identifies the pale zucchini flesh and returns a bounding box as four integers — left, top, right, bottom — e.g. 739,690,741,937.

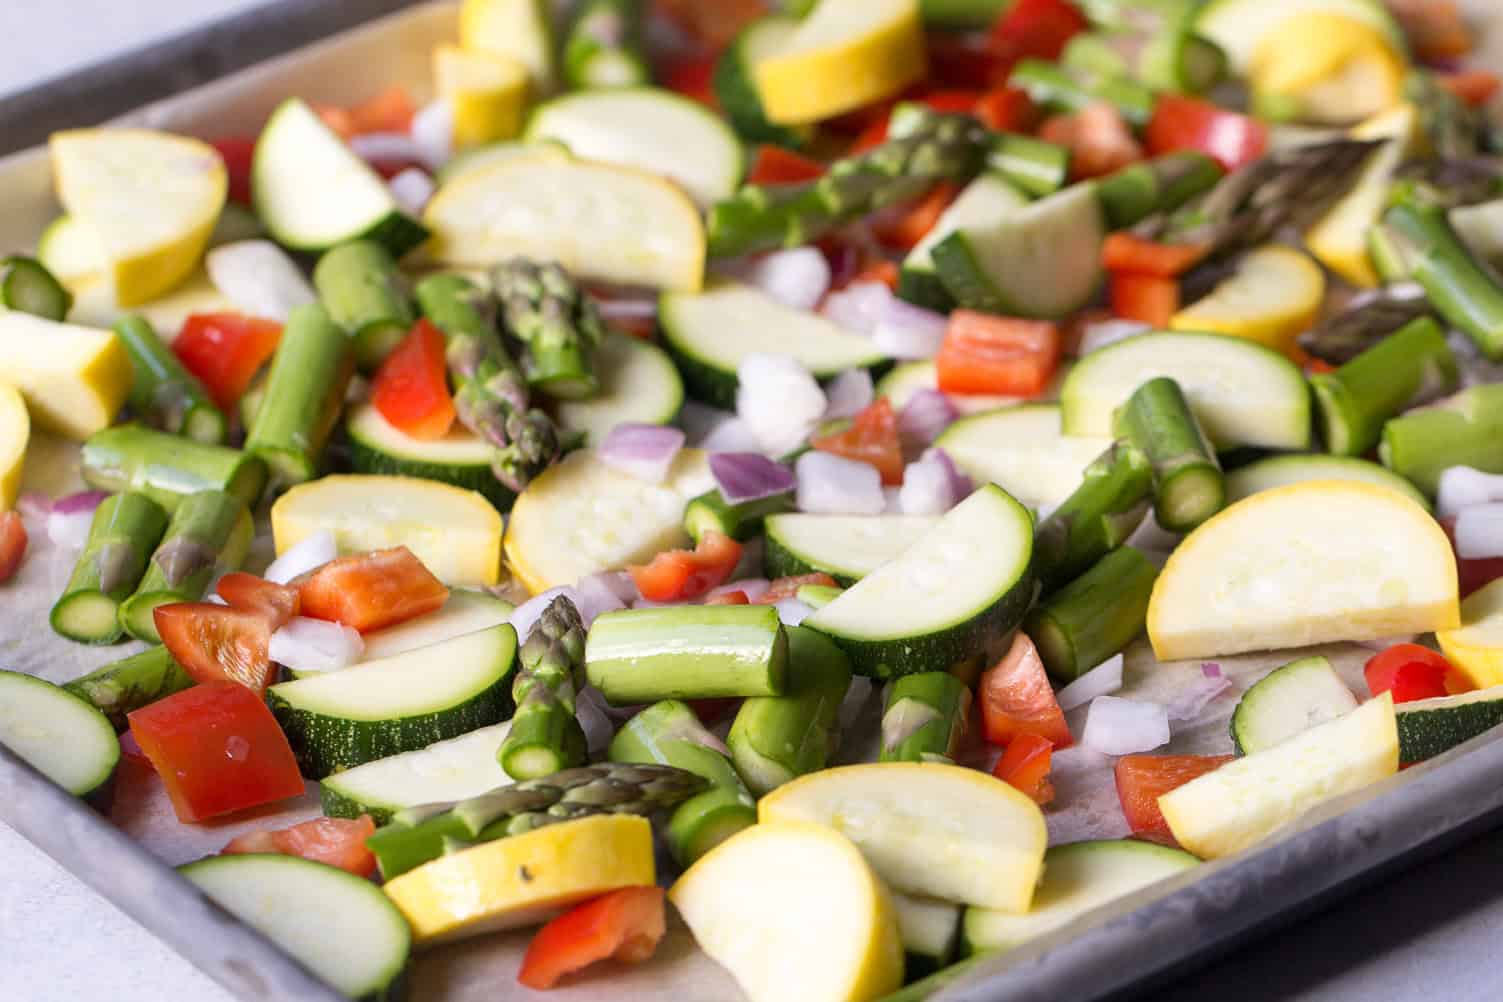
551,333,684,447
0,670,119,799
321,720,514,824
935,404,1111,512
764,513,938,586
1230,656,1359,755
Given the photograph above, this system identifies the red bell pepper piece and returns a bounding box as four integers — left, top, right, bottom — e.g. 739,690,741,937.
173,312,282,411
978,633,1073,748
629,531,744,603
992,733,1055,805
216,572,302,629
371,320,456,441
518,886,667,990
974,87,1038,133
210,138,258,207
747,145,826,186
1102,233,1211,278
874,182,963,252
1110,273,1180,327
1388,0,1474,64
705,590,750,605
297,546,450,633
0,511,27,584
988,0,1089,65
756,573,839,606
660,52,719,108
1364,644,1456,703
1040,103,1144,180
811,398,906,486
927,33,1013,91
936,310,1061,397
155,603,278,694
223,815,378,877
1114,753,1233,846
1146,95,1267,172
312,85,417,140
1439,70,1502,107
1441,516,1503,597
128,681,306,823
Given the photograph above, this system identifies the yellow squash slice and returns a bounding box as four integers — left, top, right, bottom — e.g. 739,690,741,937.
1170,245,1325,358
434,43,530,148
0,313,132,440
0,383,29,510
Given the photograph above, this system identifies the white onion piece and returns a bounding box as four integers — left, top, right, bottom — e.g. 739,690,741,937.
574,573,633,627
699,416,762,454
708,578,771,603
822,369,874,421
1081,696,1169,755
206,240,317,323
897,389,959,449
264,531,338,584
1078,318,1149,357
270,617,364,672
46,509,93,548
1455,502,1503,558
16,491,53,522
575,687,617,757
1165,674,1233,722
596,296,658,323
927,447,972,502
820,281,892,335
874,321,944,360
1055,653,1124,711
677,401,736,446
348,131,428,167
743,247,831,311
388,167,436,215
897,452,956,515
510,586,582,640
409,99,454,170
1438,466,1503,520
736,354,827,456
796,452,886,514
883,486,904,513
774,598,815,626
597,423,685,484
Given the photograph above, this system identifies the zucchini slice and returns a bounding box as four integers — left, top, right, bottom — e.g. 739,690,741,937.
0,670,118,799
1230,655,1358,755
359,589,514,663
1225,454,1428,509
523,87,744,207
714,15,812,148
321,720,513,824
900,172,1029,312
346,402,515,513
268,623,517,778
551,333,684,447
935,403,1111,512
180,854,410,1002
1060,331,1312,449
891,891,961,978
660,280,890,408
1396,686,1503,764
805,485,1034,679
764,513,938,586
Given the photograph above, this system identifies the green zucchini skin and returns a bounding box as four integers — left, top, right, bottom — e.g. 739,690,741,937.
1396,689,1503,763
346,425,516,514
763,530,858,587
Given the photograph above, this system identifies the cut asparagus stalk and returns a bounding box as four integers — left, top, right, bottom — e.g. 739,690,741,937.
0,255,72,320
415,273,562,493
1025,545,1160,682
1380,197,1503,361
706,110,991,258
1296,287,1434,364
113,315,227,444
1009,58,1156,127
1033,441,1152,593
312,240,416,372
726,625,852,795
117,490,254,643
1405,71,1484,160
1093,152,1223,230
586,604,789,704
563,0,649,89
244,303,355,488
1380,383,1503,497
81,426,266,514
492,258,608,401
608,699,757,865
51,492,169,644
62,646,194,730
879,671,971,764
498,595,589,780
1115,377,1224,533
1311,317,1458,458
683,488,795,544
984,133,1071,198
366,762,707,879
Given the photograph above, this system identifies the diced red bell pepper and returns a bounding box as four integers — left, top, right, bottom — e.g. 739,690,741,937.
936,310,1061,398
297,547,450,633
993,733,1055,805
629,531,744,603
988,0,1089,65
1146,95,1268,172
927,33,1014,92
155,603,278,694
688,698,741,724
1439,70,1502,108
1114,753,1233,846
1388,0,1474,64
1441,516,1503,597
849,117,893,156
974,87,1038,133
1040,103,1144,180
216,572,302,629
210,137,258,207
978,633,1073,748
653,0,767,50
0,511,27,584
747,145,826,186
811,398,906,486
705,590,750,605
312,85,417,140
173,313,283,411
756,573,839,606
848,258,901,291
518,886,667,990
223,815,377,877
874,182,963,252
660,53,719,108
371,320,456,440
1364,644,1455,703
128,681,306,823
1102,233,1211,278
1110,273,1179,327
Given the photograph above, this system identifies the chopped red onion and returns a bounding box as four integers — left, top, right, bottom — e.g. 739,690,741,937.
409,99,454,170
47,509,94,548
1055,653,1124,711
388,167,436,215
742,247,831,311
1438,466,1503,520
1081,696,1169,755
1077,318,1149,357
708,578,771,603
820,281,892,335
736,354,826,456
55,490,108,516
710,452,796,504
872,300,948,360
822,369,874,421
795,452,886,514
1165,674,1234,722
16,491,52,522
511,586,582,640
1201,662,1222,678
897,452,957,515
269,617,364,673
206,240,317,323
774,598,814,626
1455,502,1503,558
575,572,633,627
897,389,959,449
264,530,338,584
597,423,685,483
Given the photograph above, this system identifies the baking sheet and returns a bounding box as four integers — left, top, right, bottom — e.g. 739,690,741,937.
4,3,1503,1001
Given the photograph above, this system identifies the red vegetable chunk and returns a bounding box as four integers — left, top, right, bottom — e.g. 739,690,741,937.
1114,753,1233,846
1146,96,1267,172
0,510,27,584
993,732,1055,805
937,311,1060,398
173,313,282,411
811,399,906,486
518,886,667,990
210,138,257,207
629,532,743,603
223,815,377,877
372,320,456,441
155,602,277,694
978,633,1073,748
297,546,450,633
217,572,301,629
1364,644,1455,703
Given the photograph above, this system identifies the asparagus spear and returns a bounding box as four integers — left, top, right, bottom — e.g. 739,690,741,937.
1033,441,1153,593
727,625,852,795
879,671,971,764
1380,383,1503,496
498,595,589,780
1115,378,1224,533
609,699,758,866
0,255,71,320
684,488,795,544
312,240,416,372
1296,286,1435,364
1093,152,1223,230
63,646,194,730
244,303,355,488
586,605,789,704
1405,71,1485,160
706,109,992,258
51,493,169,645
1379,197,1503,361
367,762,708,879
81,426,267,514
415,273,562,493
563,0,649,89
113,316,226,444
117,490,254,643
1009,58,1157,127
1025,546,1160,682
491,258,609,401
1311,317,1459,458
985,133,1071,197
